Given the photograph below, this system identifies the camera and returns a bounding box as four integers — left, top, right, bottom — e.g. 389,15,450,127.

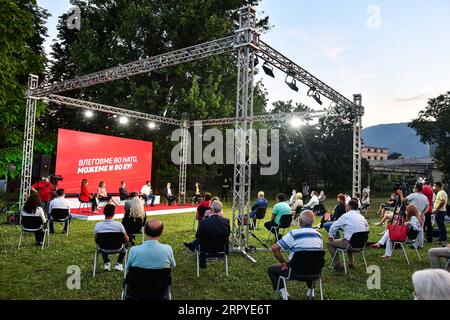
49,175,63,186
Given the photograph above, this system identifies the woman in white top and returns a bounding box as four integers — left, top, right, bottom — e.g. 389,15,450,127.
291,192,304,216
20,192,47,246
371,205,422,258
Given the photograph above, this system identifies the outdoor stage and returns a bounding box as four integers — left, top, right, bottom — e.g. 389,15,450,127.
67,197,197,221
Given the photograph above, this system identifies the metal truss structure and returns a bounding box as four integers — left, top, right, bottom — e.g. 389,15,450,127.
21,6,364,261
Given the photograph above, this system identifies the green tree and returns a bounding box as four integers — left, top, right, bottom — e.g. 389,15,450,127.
410,92,450,182
0,0,49,179
46,0,269,191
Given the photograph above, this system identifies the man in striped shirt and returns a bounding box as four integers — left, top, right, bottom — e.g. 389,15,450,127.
268,210,323,300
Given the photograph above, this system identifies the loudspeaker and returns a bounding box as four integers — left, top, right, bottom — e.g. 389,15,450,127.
32,154,51,178
32,154,41,178
40,155,51,178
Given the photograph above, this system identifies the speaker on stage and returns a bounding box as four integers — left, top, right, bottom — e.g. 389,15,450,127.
32,154,51,178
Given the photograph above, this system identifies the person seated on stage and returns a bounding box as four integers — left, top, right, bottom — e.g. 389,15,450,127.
122,196,147,246
428,244,450,271
303,191,319,211
370,205,422,259
125,192,138,214
193,182,202,204
80,179,98,213
140,180,155,207
264,193,292,240
248,191,269,226
268,210,323,300
119,181,129,202
48,188,71,234
94,204,129,272
319,193,346,233
20,192,47,246
31,176,53,212
126,219,176,300
204,197,222,219
412,269,450,300
328,199,369,272
97,181,111,203
196,193,212,222
163,182,176,206
183,201,230,268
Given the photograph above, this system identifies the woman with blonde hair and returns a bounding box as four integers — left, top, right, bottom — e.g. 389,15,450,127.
122,196,147,245
291,192,304,219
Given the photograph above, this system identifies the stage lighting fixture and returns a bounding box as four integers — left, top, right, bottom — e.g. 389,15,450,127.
307,87,323,105
285,75,298,92
84,110,94,118
148,122,156,129
254,56,259,67
289,117,302,128
262,62,275,78
119,116,129,125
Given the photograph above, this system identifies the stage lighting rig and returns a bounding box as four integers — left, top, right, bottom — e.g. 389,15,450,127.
285,74,299,92
289,117,302,128
262,62,275,78
84,110,94,118
307,87,323,105
119,116,129,125
148,122,157,129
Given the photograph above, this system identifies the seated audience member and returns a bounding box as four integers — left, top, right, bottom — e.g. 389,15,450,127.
122,196,147,245
428,244,450,270
196,193,212,222
412,269,450,300
404,183,429,248
288,190,297,206
204,197,222,219
268,210,323,300
94,204,129,271
80,179,98,213
291,192,303,218
344,193,351,205
361,192,371,212
31,176,53,211
48,188,71,234
433,182,448,245
354,193,362,210
328,199,369,271
163,182,177,206
318,191,326,204
126,219,176,300
264,193,292,240
184,201,230,268
376,193,396,216
20,192,47,246
321,194,347,233
370,205,422,259
125,192,138,213
248,191,269,225
303,191,319,211
97,181,111,203
140,180,156,207
119,181,129,201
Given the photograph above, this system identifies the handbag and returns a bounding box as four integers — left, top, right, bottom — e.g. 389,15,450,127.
388,216,408,242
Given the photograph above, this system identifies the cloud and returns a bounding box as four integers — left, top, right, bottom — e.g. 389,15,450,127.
323,47,346,61
393,94,427,103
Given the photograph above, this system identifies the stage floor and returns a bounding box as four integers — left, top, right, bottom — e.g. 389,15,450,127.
70,203,197,221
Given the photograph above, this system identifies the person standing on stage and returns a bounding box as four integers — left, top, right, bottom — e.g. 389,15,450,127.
222,179,230,203
80,179,98,213
193,182,202,204
31,176,53,212
163,182,177,206
140,180,155,207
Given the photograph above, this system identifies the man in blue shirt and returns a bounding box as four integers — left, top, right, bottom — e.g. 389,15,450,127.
126,220,176,270
248,191,268,228
264,193,292,240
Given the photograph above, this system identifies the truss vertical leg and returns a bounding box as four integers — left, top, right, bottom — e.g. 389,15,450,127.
178,113,189,205
20,75,39,206
231,7,258,261
352,94,363,197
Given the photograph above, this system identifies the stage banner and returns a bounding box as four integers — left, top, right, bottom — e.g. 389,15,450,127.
55,129,152,194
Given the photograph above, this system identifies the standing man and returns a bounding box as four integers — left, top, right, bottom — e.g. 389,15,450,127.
433,182,448,245
31,176,53,212
48,189,71,234
419,178,434,243
163,182,176,206
221,179,230,203
140,180,155,207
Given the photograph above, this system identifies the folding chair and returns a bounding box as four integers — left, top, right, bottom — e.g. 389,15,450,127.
122,267,172,300
329,231,369,274
267,214,293,243
93,232,128,277
275,250,325,300
77,195,90,214
49,208,71,236
391,229,422,265
18,215,50,250
196,237,229,278
251,207,267,230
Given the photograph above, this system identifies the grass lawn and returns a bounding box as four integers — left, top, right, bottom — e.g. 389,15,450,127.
0,197,447,300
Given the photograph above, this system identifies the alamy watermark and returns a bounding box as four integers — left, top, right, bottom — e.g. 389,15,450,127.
66,265,81,290
367,265,381,290
367,5,381,30
67,6,81,31
171,122,280,176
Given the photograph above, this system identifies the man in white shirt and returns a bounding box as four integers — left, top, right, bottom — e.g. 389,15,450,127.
303,191,319,210
48,189,71,234
328,199,369,271
404,183,429,248
140,180,155,207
